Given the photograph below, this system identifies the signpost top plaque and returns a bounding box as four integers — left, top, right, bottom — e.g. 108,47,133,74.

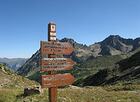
48,22,56,41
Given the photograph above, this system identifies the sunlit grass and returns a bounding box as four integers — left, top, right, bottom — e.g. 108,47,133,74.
58,86,140,102
0,88,22,102
0,84,140,102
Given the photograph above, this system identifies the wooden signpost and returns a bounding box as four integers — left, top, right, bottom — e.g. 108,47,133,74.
40,22,75,102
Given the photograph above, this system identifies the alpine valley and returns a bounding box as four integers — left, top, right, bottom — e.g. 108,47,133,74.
16,35,140,86
1,35,140,102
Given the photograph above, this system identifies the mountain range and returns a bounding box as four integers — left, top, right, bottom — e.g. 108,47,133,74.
1,34,140,102
63,35,140,57
0,58,27,71
15,35,140,86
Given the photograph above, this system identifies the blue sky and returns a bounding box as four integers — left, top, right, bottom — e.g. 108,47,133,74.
0,0,140,58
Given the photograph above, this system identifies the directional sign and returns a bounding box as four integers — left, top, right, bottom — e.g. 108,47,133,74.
40,41,74,55
41,73,75,88
40,23,76,102
40,58,75,71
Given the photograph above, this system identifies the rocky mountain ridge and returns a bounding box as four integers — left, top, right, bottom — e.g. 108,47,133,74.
61,35,140,59
17,35,140,77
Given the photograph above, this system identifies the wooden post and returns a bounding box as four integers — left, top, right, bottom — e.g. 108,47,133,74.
48,22,57,102
49,84,57,102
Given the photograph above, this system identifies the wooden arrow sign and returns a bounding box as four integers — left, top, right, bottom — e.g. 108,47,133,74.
41,73,75,88
40,58,76,71
40,41,74,55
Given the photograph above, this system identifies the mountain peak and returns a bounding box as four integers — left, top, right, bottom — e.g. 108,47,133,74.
101,35,122,46
17,35,140,77
103,35,122,42
60,38,76,44
98,35,137,55
108,35,121,38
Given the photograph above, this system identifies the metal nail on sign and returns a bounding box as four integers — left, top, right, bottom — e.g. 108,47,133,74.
40,41,74,55
41,73,75,88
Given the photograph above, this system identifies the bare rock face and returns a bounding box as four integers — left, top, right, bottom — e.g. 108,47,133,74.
99,35,134,55
89,44,101,57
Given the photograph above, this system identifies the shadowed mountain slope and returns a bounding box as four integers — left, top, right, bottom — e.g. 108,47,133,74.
17,35,140,83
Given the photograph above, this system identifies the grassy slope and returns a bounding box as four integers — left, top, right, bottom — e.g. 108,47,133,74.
1,53,140,101
77,51,140,86
0,84,140,102
75,55,125,76
27,55,126,85
0,64,38,88
72,55,126,86
0,64,39,102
